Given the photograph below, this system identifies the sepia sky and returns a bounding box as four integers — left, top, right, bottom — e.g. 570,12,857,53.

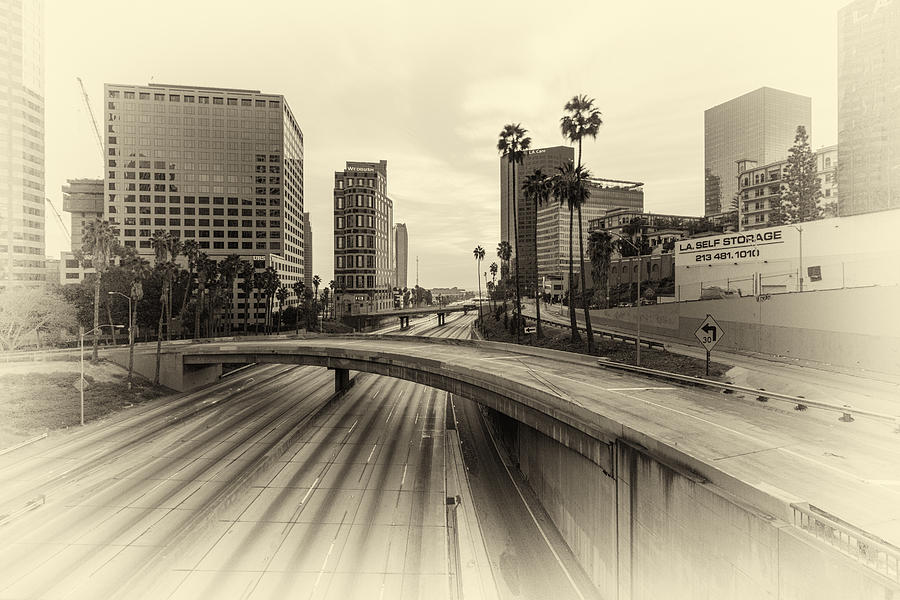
45,0,849,289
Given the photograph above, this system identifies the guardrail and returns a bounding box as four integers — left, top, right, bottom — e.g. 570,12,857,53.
595,359,900,426
520,314,666,350
792,503,900,584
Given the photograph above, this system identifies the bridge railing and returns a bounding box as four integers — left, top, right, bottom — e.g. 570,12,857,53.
791,502,900,584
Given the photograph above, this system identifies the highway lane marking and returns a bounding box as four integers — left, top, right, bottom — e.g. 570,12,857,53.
301,478,319,505
606,387,676,391
367,444,377,463
400,464,408,488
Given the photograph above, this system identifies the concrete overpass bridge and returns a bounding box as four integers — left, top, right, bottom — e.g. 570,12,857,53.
348,303,478,329
118,335,900,599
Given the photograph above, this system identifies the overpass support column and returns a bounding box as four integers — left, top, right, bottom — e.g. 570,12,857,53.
437,313,445,326
399,316,409,330
332,367,351,393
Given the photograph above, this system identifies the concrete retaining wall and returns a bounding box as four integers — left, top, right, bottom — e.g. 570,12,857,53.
514,424,899,599
589,286,900,374
105,347,221,391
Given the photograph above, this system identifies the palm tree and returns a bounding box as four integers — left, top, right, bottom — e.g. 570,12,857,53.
522,168,553,338
312,274,321,331
82,219,117,361
149,230,176,383
496,241,512,315
163,235,182,340
497,123,531,340
262,267,279,334
239,260,255,334
119,248,150,390
488,262,498,316
194,253,214,339
292,280,305,334
179,239,200,324
252,271,266,333
561,94,603,353
588,230,614,309
551,161,591,344
328,280,336,320
276,284,288,333
473,246,485,334
218,254,242,335
321,288,330,321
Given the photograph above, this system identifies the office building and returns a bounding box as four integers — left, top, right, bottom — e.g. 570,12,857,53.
60,178,104,284
1,0,45,285
302,212,313,290
737,145,839,230
500,145,574,292
537,178,643,287
394,222,408,289
103,82,304,325
704,87,811,216
333,160,394,317
837,0,900,216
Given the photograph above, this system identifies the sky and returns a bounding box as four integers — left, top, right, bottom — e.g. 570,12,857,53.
44,0,850,289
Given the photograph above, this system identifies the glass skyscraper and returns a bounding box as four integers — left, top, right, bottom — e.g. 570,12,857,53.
1,0,45,285
837,0,900,216
704,87,811,216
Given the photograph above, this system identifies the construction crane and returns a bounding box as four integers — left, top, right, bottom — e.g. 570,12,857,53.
45,196,71,243
76,76,104,160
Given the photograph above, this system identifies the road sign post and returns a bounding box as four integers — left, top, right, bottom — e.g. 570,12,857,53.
694,314,724,377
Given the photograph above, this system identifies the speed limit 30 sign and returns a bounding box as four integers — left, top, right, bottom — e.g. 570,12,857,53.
694,314,724,352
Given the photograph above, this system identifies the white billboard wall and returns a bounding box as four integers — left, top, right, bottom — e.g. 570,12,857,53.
674,210,900,301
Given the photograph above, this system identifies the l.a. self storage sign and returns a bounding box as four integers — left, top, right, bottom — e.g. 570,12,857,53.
675,227,795,267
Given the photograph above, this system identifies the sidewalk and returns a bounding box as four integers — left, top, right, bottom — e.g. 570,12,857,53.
520,301,900,416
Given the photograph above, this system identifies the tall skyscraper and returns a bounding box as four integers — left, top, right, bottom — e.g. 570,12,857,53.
537,178,644,285
1,0,45,285
838,0,900,216
302,212,313,290
704,87,811,216
103,83,304,325
394,222,408,289
333,160,394,316
500,145,574,293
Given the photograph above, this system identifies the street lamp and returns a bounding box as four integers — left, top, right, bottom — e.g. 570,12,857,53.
80,323,124,426
609,232,644,367
789,224,804,292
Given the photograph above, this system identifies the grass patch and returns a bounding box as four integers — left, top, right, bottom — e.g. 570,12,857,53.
0,363,168,449
479,313,727,380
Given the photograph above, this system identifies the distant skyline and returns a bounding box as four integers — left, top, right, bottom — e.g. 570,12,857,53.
44,0,849,289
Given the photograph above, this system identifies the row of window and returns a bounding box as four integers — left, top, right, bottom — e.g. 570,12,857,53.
108,194,282,207
335,235,375,249
126,240,280,251
336,215,375,229
335,275,376,290
336,255,375,269
119,227,279,239
109,90,280,109
108,155,281,169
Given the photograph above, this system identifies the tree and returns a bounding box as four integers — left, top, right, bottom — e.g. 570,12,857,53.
82,218,118,361
781,125,823,224
292,280,306,334
261,267,279,333
150,230,177,384
276,284,288,333
0,287,76,351
194,253,214,339
522,168,553,338
473,246,485,334
495,241,512,314
497,123,531,341
163,234,182,339
488,262,498,316
561,94,602,353
588,230,614,309
119,248,151,389
550,161,590,344
239,260,255,334
178,239,200,323
328,280,336,320
312,274,321,329
218,254,242,335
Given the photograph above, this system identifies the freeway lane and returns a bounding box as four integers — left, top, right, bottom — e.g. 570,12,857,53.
177,335,900,548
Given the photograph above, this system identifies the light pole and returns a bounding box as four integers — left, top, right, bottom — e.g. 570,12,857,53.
609,232,644,366
790,224,804,292
108,291,134,388
80,323,124,425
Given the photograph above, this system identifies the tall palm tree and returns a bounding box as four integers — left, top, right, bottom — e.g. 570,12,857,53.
252,271,266,334
473,246,485,334
239,260,255,334
218,254,242,335
262,267,279,334
163,235,182,340
496,241,512,314
312,274,321,330
497,123,531,340
194,253,214,339
276,284,288,333
522,168,553,338
149,230,176,383
551,161,591,344
488,262,498,316
328,280,336,320
561,94,603,353
292,280,305,334
82,219,117,361
119,248,150,390
179,239,200,324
